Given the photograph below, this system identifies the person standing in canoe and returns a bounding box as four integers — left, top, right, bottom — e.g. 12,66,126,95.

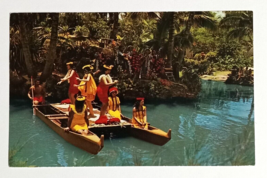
28,78,46,105
64,96,89,136
107,87,121,120
97,65,118,116
132,97,148,129
57,62,79,104
74,64,97,117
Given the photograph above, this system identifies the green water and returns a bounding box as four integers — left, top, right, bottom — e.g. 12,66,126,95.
9,80,254,166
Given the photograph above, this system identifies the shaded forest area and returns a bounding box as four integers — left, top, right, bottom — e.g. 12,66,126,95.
9,12,253,100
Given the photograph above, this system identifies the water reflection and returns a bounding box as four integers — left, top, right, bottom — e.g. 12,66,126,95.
199,80,253,103
183,80,255,165
56,143,68,167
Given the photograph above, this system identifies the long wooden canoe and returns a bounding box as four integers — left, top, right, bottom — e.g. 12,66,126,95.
121,115,171,146
35,105,104,155
52,103,171,146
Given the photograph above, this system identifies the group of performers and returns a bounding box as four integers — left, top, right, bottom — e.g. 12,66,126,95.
28,62,149,136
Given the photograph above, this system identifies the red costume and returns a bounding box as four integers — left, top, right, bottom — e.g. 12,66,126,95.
69,70,79,94
97,75,110,103
33,96,44,103
61,98,71,104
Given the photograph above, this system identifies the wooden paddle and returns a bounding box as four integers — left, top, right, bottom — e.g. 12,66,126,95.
31,76,36,115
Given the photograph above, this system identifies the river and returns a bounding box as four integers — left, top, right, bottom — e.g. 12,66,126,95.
9,80,254,166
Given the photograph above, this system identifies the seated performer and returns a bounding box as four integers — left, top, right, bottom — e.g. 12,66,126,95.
75,64,97,117
28,78,46,105
64,96,89,136
107,87,121,120
132,97,148,129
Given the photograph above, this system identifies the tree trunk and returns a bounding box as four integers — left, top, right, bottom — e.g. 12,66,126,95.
185,12,194,37
109,13,114,23
40,13,59,82
172,12,194,81
173,62,179,81
100,13,107,21
173,48,185,81
167,12,175,68
18,13,36,77
110,13,119,40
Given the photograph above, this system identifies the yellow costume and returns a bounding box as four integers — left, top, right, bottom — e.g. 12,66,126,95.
132,106,148,129
78,73,97,102
108,96,121,119
69,104,88,131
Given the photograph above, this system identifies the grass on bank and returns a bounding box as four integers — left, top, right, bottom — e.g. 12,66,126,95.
9,134,40,167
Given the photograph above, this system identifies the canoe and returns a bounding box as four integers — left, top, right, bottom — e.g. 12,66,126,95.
34,105,104,155
121,115,171,146
51,103,132,138
51,103,171,146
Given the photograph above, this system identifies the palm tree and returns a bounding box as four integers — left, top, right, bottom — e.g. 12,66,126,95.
172,11,217,80
145,12,177,51
18,13,36,77
40,13,59,81
219,11,253,43
147,12,215,58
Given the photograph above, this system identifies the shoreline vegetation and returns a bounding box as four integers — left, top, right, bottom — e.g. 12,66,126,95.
10,69,253,102
10,12,253,101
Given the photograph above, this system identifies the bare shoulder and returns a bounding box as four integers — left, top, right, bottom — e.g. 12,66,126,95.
133,107,136,112
99,74,106,81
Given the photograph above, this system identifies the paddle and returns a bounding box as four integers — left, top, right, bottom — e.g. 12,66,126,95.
31,76,36,115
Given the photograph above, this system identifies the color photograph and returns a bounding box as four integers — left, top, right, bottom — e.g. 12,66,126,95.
9,11,254,167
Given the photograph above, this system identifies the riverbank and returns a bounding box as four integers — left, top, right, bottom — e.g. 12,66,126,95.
200,71,231,82
10,70,201,100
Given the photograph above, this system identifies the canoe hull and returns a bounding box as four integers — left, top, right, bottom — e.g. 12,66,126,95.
121,116,171,146
129,126,171,146
35,107,103,155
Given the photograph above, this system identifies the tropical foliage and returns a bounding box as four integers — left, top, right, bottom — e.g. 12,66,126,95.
80,13,111,39
220,11,253,43
118,15,157,51
9,11,253,99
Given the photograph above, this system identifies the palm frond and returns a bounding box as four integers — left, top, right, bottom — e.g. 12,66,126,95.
192,14,217,31
220,11,253,41
227,27,253,41
220,11,252,29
